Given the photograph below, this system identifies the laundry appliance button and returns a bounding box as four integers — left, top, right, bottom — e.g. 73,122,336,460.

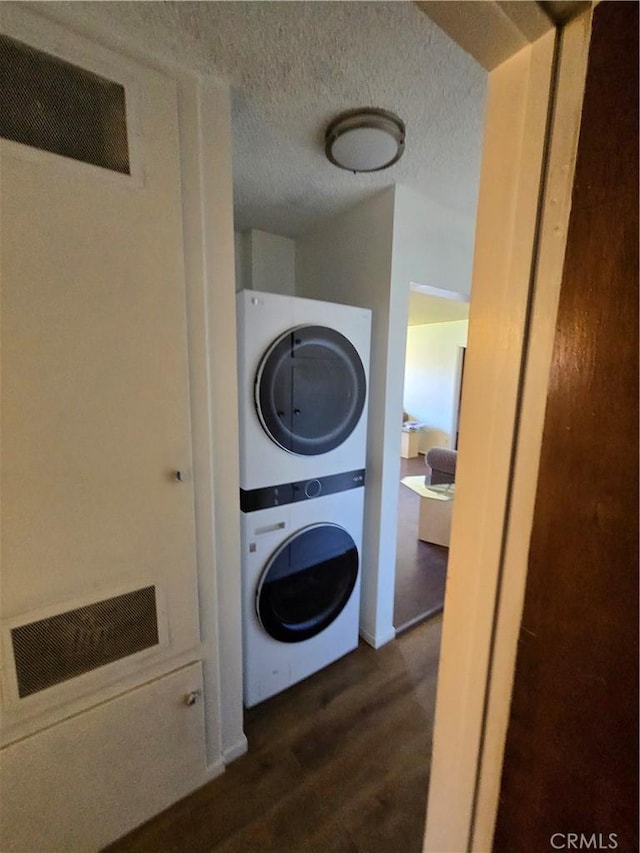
304,479,322,499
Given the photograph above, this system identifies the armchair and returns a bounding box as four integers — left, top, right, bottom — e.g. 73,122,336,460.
425,447,457,485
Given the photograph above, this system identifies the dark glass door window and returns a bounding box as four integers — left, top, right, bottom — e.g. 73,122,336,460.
256,524,359,643
255,325,366,455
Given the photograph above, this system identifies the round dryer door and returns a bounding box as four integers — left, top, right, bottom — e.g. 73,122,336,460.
255,325,366,455
256,523,359,643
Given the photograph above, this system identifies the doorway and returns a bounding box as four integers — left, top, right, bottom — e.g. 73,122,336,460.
393,287,470,633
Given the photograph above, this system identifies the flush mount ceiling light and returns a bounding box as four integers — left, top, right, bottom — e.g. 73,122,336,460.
325,108,406,173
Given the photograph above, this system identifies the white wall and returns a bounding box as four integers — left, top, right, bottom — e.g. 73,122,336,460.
392,184,476,296
296,188,398,648
296,184,476,645
404,320,469,452
235,229,296,295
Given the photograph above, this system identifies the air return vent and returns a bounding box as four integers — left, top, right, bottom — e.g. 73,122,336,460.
11,586,159,698
0,33,130,174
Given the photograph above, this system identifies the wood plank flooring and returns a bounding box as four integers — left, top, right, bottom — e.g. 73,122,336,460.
394,455,448,632
105,617,442,853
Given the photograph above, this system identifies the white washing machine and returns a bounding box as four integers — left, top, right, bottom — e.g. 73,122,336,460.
236,290,371,494
241,483,364,707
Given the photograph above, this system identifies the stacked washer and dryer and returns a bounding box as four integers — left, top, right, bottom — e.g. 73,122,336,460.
236,289,371,707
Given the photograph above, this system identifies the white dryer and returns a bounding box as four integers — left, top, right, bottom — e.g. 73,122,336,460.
241,483,364,708
236,290,371,494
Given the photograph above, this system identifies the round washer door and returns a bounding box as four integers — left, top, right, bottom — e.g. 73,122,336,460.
256,523,359,643
255,325,366,455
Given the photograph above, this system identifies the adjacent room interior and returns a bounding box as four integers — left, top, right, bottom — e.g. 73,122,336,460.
394,287,469,633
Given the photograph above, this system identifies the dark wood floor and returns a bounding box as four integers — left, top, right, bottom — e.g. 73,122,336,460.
393,455,448,632
105,617,442,853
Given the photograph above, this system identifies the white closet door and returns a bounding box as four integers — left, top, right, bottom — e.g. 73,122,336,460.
0,662,207,852
1,9,200,718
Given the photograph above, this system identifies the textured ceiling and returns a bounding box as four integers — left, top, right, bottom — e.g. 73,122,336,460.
45,1,487,238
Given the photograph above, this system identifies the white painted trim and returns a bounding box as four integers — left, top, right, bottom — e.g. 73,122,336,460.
177,73,225,770
359,626,396,649
409,282,470,302
222,734,249,766
470,10,594,850
423,5,595,848
195,80,245,764
418,0,554,70
204,756,226,782
176,72,244,767
423,29,558,853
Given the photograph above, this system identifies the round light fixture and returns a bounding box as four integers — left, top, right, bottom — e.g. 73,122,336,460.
325,108,406,173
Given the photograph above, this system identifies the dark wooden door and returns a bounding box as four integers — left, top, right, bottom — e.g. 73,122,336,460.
494,2,639,851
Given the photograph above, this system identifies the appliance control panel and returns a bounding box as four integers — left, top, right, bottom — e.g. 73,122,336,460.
240,468,365,513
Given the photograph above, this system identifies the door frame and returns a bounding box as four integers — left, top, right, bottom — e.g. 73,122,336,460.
418,4,594,850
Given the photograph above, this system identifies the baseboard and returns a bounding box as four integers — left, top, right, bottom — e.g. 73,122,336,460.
359,626,396,649
394,605,444,636
204,757,225,782
222,733,248,765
